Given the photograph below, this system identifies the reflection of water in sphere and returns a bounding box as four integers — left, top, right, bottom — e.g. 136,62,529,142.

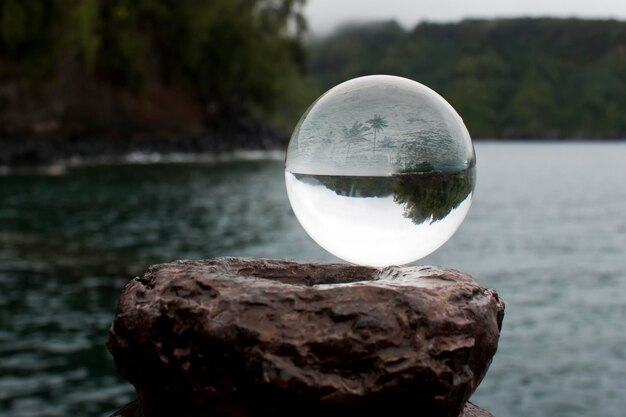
285,75,475,267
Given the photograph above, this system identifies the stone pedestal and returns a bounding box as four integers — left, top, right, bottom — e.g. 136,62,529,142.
107,258,504,417
111,399,495,417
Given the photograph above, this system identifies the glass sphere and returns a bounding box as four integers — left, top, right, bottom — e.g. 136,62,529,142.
285,75,475,267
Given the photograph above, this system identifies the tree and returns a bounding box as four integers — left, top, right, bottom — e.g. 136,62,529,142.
366,114,388,154
0,0,310,122
341,120,370,156
379,136,393,149
393,169,475,225
309,18,626,139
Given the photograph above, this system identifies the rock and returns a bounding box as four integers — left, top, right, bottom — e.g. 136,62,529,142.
107,257,504,417
462,402,495,417
111,400,495,417
111,401,142,417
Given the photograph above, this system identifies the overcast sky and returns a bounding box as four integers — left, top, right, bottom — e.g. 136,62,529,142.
304,0,626,34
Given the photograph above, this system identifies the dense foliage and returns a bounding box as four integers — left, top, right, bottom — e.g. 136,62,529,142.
309,19,626,138
0,0,310,122
2,10,626,139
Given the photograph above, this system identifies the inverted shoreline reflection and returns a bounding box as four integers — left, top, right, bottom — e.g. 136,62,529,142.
285,170,473,267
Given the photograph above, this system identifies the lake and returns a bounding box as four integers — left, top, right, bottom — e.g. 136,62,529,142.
1,142,625,417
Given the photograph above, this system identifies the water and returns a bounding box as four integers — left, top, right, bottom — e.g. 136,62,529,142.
1,142,626,417
285,170,474,266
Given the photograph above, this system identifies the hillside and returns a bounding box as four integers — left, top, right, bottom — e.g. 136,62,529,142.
0,0,312,165
309,18,626,139
2,14,626,166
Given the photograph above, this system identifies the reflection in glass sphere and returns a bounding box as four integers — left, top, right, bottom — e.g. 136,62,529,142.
285,75,475,267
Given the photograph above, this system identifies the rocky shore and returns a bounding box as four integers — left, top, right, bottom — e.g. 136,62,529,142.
0,81,290,167
0,113,288,167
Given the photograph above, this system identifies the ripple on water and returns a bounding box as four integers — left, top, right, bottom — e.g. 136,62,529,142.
1,146,626,417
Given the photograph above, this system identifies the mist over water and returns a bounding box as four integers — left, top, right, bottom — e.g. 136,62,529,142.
1,142,625,417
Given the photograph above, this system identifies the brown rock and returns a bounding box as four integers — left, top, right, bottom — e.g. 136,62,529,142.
107,258,504,417
462,402,495,417
111,400,495,417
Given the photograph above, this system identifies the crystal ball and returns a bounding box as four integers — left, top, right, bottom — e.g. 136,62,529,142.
285,75,475,267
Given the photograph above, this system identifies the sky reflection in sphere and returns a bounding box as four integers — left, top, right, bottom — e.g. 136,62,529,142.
285,75,475,267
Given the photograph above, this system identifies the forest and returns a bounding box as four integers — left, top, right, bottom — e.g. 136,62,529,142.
309,18,626,139
1,1,625,152
0,0,311,142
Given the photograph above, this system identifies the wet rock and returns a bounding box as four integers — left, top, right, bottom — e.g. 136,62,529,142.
107,257,504,417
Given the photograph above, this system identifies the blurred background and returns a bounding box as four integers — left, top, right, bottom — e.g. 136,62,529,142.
1,1,625,416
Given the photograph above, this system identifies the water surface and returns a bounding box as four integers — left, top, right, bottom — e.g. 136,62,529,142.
1,142,625,417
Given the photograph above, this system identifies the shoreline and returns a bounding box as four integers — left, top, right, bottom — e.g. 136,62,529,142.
0,112,291,171
0,149,287,175
1,136,625,175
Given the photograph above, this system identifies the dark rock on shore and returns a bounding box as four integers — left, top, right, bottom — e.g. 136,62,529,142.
107,258,504,417
0,111,288,167
0,80,289,167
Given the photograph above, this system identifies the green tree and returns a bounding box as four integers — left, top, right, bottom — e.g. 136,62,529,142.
341,120,370,156
393,169,475,225
0,0,311,127
366,114,388,154
309,18,626,139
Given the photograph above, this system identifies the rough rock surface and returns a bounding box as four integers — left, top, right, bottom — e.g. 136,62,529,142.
107,257,504,417
111,400,495,417
462,402,496,417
